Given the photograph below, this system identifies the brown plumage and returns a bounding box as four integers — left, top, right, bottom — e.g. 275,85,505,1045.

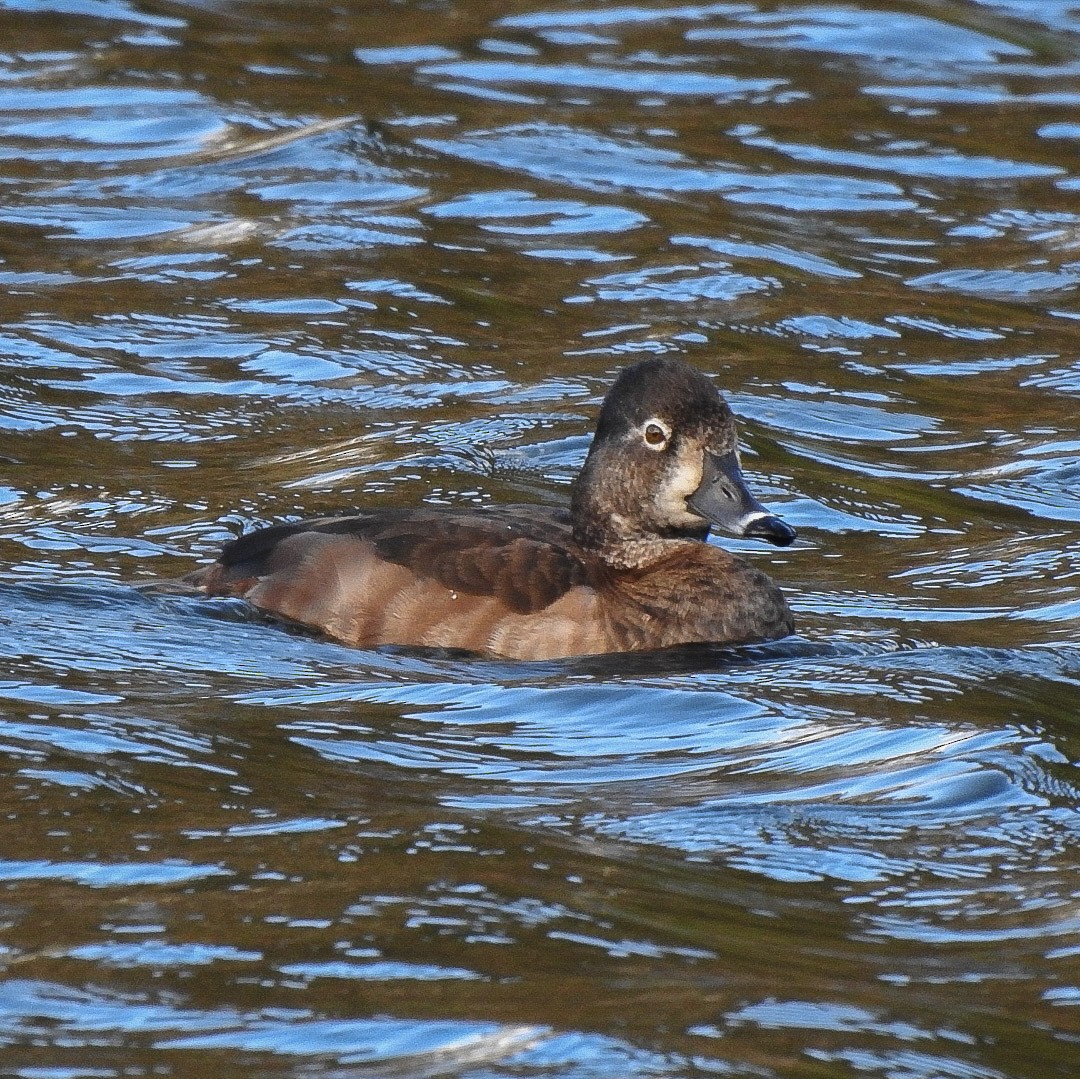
185,357,798,660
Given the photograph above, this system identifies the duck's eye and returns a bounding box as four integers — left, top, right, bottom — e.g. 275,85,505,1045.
644,422,668,447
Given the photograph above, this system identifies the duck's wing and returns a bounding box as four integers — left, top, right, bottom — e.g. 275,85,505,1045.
185,507,595,651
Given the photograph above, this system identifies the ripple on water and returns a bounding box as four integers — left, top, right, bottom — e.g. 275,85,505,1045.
418,124,916,211
732,386,939,445
568,262,778,305
417,58,786,101
0,980,548,1066
907,267,1080,298
230,639,1080,882
957,463,1080,525
0,85,215,162
2,97,418,246
733,126,1062,182
2,1,1080,1075
1022,357,1080,397
686,7,1031,68
425,189,649,235
0,861,229,887
1,312,507,443
673,233,863,281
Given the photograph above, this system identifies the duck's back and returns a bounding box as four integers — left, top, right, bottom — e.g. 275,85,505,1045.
187,506,615,658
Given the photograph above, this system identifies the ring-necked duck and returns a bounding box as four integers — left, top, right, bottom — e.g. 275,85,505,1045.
186,357,797,659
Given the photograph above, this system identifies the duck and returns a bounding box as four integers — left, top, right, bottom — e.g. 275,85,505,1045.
185,356,797,660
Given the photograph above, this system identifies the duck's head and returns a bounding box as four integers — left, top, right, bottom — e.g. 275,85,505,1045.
571,357,796,561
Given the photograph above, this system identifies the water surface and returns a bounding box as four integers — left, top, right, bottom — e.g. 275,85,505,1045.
0,1,1078,1076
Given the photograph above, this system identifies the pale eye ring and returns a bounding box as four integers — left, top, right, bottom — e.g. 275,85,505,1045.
644,421,668,447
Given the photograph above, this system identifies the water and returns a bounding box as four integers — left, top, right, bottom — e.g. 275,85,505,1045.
0,0,1078,1075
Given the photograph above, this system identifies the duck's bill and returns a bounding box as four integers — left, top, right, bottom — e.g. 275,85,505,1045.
686,450,797,547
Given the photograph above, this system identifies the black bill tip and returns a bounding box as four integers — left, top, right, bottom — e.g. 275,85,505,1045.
743,514,798,547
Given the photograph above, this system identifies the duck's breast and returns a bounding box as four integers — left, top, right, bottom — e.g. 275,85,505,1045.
595,544,795,651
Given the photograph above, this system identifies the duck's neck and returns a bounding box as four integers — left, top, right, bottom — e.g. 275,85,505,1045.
570,452,706,570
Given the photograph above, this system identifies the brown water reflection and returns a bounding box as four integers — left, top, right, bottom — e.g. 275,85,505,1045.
0,0,1079,1076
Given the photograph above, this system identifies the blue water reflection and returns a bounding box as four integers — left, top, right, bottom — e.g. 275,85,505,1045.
0,0,1078,1076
